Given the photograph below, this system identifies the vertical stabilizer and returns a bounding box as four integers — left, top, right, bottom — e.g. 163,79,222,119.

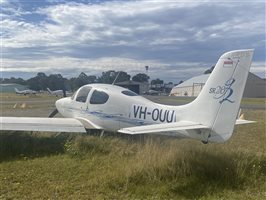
47,88,52,94
184,49,254,142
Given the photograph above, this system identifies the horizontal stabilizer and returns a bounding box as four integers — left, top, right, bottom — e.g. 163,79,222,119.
0,117,87,133
235,119,255,125
118,121,208,135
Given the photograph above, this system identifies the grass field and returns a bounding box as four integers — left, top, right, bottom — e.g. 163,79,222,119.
0,108,265,199
241,98,266,105
0,93,57,109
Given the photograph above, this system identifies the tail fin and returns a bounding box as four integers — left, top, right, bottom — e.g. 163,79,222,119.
47,88,52,94
14,88,19,93
184,49,254,143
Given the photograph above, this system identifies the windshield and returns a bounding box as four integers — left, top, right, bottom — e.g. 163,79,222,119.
75,86,92,103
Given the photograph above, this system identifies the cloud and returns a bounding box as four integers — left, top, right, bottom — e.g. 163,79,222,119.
4,1,263,49
2,56,168,75
250,62,266,75
1,0,265,82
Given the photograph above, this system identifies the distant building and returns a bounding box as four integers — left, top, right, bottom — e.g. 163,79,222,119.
150,82,174,94
0,83,29,93
170,74,208,97
243,73,266,98
170,72,266,98
115,80,149,94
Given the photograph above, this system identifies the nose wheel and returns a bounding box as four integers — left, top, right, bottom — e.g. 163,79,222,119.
202,140,208,144
201,130,211,144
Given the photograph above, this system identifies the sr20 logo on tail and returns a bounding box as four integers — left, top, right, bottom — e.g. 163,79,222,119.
209,78,235,104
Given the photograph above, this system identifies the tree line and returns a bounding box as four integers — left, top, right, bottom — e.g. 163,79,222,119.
0,71,152,91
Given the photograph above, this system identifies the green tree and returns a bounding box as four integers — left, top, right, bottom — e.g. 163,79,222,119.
27,76,42,91
1,77,27,85
151,78,164,85
37,72,48,90
46,74,66,91
204,66,215,74
87,75,97,83
69,72,97,90
132,73,149,82
98,70,130,84
75,72,90,87
114,71,131,83
26,72,49,91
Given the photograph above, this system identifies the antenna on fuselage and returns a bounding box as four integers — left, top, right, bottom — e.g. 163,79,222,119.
112,71,121,85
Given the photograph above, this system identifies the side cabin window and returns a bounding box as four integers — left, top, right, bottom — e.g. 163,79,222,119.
90,90,109,104
75,86,91,103
121,90,138,96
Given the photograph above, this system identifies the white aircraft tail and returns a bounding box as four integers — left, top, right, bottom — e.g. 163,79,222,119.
47,88,52,94
14,88,20,93
182,49,254,142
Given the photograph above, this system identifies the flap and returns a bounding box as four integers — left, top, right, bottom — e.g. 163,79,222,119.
118,121,208,135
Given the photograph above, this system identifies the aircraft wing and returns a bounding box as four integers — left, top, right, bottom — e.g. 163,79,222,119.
0,117,100,133
118,121,208,135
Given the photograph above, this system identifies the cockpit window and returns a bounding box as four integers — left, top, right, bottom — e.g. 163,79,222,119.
121,90,138,96
90,90,109,104
76,86,91,103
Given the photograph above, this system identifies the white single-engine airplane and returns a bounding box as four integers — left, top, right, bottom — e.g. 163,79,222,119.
47,88,64,97
1,50,254,143
15,88,37,95
47,88,72,97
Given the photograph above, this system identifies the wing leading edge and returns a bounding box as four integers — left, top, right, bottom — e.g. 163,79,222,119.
0,117,88,133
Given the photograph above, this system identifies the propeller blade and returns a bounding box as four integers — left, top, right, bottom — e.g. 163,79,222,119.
49,108,58,118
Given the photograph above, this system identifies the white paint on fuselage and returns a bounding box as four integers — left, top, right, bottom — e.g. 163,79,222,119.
55,84,231,142
56,84,179,131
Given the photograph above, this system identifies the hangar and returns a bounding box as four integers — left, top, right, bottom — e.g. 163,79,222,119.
0,83,28,93
170,72,266,98
115,81,149,94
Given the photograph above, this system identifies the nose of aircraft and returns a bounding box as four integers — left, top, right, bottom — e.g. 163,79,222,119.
49,98,66,118
55,97,73,117
55,98,65,114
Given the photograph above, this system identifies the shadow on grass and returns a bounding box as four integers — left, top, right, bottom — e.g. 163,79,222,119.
0,131,152,162
0,131,74,162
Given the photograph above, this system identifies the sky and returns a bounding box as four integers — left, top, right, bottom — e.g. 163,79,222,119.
1,0,265,83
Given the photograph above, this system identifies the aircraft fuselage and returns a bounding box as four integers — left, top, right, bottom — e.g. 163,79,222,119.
56,84,178,131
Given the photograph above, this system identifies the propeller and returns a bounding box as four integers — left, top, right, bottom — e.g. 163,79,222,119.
48,108,58,118
48,87,67,118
